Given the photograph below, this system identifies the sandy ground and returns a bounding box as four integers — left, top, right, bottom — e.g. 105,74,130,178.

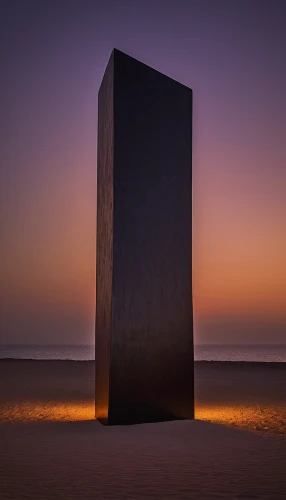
0,361,285,499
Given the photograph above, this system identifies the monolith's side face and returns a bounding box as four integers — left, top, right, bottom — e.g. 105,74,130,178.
96,49,193,425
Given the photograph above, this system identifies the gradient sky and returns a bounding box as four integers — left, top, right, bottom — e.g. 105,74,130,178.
1,0,285,345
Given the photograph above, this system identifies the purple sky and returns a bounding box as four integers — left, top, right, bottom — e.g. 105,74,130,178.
1,0,285,345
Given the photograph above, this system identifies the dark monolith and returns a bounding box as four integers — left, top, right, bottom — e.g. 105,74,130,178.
95,49,193,425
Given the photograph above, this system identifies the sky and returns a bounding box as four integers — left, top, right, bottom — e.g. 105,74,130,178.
0,0,285,346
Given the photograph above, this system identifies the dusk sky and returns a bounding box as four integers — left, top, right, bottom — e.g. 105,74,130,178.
1,0,285,345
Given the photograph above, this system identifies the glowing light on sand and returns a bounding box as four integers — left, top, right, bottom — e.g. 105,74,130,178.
196,404,286,435
1,401,285,435
0,401,95,422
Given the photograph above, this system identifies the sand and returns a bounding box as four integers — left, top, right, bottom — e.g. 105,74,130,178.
0,361,285,499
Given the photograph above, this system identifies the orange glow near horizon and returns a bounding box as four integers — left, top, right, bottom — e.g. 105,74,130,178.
1,151,286,345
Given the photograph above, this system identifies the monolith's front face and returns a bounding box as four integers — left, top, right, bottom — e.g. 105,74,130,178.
96,49,193,425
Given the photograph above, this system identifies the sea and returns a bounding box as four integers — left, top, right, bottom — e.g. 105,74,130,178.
0,344,285,362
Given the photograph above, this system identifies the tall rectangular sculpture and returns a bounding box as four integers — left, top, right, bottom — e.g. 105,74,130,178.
96,49,193,425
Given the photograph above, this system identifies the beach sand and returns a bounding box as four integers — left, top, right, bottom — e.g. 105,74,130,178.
0,361,285,499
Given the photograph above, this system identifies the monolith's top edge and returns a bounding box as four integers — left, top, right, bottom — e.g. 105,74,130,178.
98,48,193,95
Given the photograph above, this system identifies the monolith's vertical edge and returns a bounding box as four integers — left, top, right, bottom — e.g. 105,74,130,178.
96,49,193,425
95,52,114,423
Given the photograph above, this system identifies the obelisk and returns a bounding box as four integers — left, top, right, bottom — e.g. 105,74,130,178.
95,49,193,424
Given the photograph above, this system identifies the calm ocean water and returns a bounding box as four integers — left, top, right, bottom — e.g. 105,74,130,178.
0,344,285,362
